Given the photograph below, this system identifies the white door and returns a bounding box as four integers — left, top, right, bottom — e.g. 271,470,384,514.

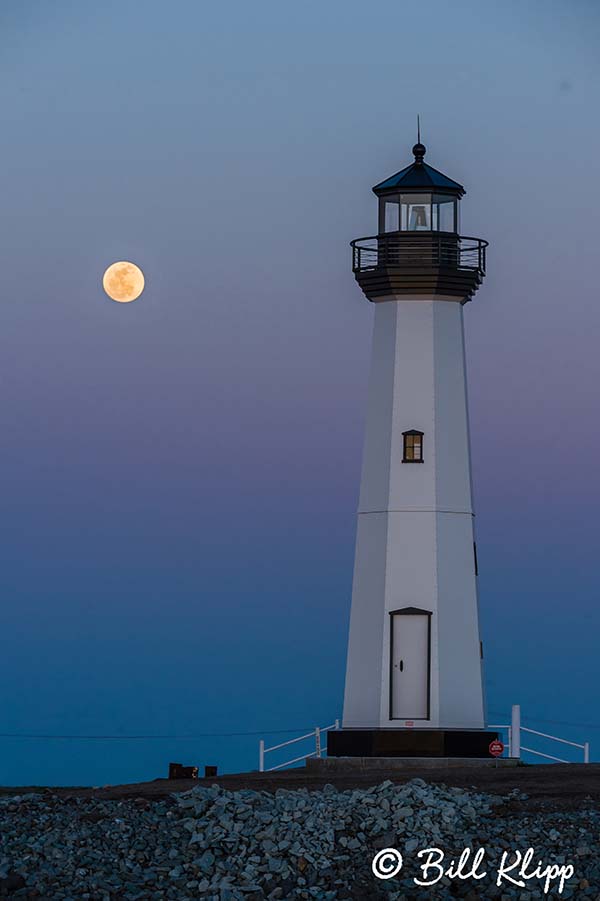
391,612,429,719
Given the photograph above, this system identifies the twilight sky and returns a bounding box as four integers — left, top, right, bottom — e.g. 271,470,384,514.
0,0,599,785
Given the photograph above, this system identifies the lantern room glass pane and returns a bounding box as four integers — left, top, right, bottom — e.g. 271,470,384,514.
400,194,432,231
432,194,457,233
384,197,400,232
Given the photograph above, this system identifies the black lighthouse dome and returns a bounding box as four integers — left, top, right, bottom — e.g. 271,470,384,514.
373,142,465,197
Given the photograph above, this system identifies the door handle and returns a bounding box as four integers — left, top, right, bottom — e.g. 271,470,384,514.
399,660,404,672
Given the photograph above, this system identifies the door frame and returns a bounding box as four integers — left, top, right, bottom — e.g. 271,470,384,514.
388,607,432,721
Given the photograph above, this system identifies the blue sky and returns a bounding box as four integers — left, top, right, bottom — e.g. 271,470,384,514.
0,0,598,784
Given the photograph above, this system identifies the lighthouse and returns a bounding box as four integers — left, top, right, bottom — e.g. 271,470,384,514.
330,139,496,758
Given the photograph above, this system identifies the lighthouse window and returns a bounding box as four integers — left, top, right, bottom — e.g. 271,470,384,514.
432,194,456,233
384,198,400,232
400,194,431,232
408,203,429,231
402,430,424,463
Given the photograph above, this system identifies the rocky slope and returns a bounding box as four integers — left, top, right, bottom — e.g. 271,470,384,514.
0,778,597,899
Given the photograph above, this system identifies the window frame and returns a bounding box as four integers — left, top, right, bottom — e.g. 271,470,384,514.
432,194,458,234
402,429,424,463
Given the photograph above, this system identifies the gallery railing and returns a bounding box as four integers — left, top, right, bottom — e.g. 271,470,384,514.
351,233,488,275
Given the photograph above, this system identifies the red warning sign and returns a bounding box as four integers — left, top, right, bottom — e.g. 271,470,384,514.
489,739,504,757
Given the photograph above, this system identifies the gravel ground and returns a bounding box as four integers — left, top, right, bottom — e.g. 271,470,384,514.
1,777,599,900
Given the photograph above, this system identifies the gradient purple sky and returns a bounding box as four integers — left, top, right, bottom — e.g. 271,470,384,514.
0,0,599,784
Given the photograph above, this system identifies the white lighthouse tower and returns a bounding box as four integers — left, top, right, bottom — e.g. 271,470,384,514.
330,140,495,758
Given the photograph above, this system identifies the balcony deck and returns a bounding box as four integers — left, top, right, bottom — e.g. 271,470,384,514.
351,232,488,303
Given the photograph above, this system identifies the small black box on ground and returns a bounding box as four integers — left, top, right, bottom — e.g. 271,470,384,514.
204,765,218,778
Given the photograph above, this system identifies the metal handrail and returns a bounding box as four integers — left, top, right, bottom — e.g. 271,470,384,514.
267,751,322,771
492,706,590,763
259,710,590,771
259,720,339,772
520,746,568,763
521,726,586,750
350,232,488,275
264,730,319,754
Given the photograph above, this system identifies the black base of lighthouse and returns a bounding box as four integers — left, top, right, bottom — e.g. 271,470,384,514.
327,728,499,759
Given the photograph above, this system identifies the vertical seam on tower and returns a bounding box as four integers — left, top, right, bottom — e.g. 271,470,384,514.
379,302,396,726
461,304,476,517
431,302,440,726
384,301,396,511
460,305,486,721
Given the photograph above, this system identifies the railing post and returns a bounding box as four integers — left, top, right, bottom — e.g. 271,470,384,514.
510,705,521,759
584,742,590,764
259,739,265,773
334,718,340,730
315,727,321,759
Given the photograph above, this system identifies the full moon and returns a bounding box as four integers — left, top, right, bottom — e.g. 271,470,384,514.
102,261,145,303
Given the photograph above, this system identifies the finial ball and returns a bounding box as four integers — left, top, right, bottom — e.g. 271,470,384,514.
412,142,426,163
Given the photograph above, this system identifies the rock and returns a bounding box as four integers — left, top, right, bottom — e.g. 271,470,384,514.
395,806,414,819
196,849,215,873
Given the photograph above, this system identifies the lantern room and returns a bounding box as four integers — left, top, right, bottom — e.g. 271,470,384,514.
374,142,465,236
